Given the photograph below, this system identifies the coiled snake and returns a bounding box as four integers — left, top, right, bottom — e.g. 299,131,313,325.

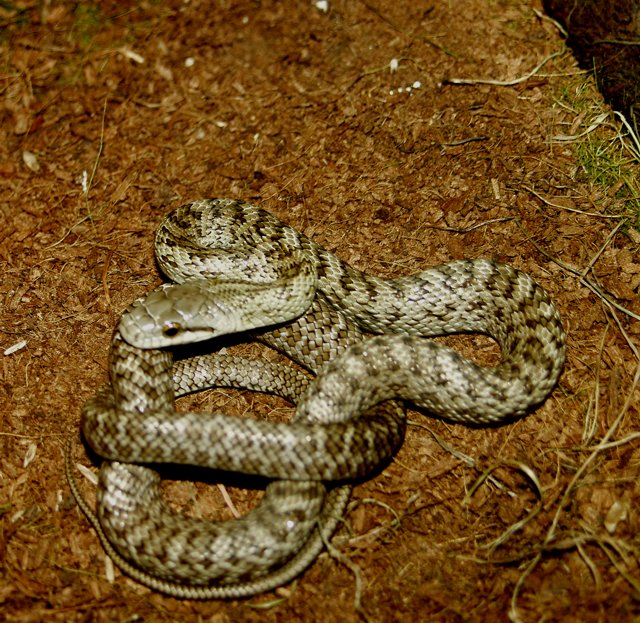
68,198,565,597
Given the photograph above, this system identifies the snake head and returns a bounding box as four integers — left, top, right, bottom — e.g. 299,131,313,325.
118,280,237,349
118,255,317,350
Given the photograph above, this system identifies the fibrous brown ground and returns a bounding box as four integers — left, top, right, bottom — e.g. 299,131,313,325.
1,2,639,622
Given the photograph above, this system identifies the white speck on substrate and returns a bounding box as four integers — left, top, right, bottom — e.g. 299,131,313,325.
23,442,37,468
390,80,422,97
4,340,28,356
185,57,195,67
22,151,40,172
118,47,145,64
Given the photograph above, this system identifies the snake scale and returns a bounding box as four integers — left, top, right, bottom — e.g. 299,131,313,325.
68,198,566,597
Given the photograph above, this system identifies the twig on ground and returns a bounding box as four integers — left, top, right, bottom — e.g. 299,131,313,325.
515,219,640,322
443,49,564,87
523,185,624,218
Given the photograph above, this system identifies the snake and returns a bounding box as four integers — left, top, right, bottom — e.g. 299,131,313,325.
69,198,566,597
69,295,398,597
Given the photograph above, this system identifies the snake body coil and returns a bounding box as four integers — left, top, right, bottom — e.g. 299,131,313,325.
70,198,565,597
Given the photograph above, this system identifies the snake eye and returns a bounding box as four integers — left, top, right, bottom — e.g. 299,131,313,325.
162,321,182,338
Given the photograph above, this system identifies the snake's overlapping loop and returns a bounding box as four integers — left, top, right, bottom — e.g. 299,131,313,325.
71,224,405,596
74,308,396,596
69,198,566,598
